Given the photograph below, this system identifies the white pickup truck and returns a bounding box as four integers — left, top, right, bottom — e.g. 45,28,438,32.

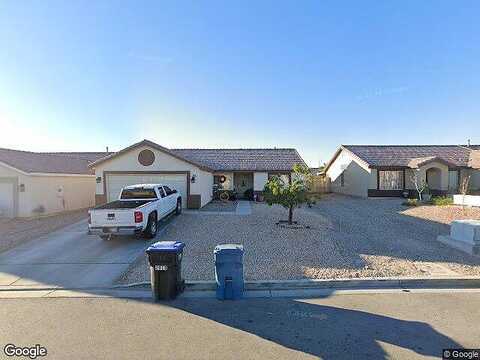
88,184,182,240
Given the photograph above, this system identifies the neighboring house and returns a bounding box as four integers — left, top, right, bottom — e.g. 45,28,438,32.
89,139,306,209
0,149,108,218
325,145,480,198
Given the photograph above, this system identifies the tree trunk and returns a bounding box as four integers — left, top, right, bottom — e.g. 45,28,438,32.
288,206,293,225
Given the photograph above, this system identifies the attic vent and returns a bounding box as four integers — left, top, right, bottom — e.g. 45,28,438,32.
138,149,155,166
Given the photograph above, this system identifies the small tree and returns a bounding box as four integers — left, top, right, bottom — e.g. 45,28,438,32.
459,169,472,210
263,164,313,225
410,170,428,201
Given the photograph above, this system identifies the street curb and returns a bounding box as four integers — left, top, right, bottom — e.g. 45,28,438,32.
115,276,480,292
2,277,480,299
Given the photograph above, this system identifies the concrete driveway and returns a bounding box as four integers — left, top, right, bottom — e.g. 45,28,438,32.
0,219,154,288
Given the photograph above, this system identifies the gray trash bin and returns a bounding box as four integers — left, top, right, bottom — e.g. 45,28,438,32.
214,244,244,300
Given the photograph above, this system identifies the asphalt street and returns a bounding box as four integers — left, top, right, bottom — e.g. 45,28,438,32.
1,290,478,359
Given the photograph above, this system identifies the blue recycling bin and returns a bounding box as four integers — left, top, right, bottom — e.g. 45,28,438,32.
146,241,185,301
214,244,244,300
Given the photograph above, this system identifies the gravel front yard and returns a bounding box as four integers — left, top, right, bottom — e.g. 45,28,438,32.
401,204,480,225
117,195,480,284
0,209,88,253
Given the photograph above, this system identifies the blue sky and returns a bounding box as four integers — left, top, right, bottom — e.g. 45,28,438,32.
0,1,479,166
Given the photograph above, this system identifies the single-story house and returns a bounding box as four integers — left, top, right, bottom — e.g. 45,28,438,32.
0,148,108,217
325,145,480,198
89,139,306,209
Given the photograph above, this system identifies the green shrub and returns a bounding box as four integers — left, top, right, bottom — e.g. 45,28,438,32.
402,198,418,207
431,196,453,206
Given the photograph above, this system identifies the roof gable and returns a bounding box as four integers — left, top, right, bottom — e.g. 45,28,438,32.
88,140,214,171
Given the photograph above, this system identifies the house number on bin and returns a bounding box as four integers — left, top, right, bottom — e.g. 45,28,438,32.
155,265,168,271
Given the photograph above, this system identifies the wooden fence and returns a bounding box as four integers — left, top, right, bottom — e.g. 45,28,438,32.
308,175,330,194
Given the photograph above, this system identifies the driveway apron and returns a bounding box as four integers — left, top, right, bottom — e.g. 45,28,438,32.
0,220,152,288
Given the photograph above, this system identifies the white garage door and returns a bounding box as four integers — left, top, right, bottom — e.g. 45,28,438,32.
0,182,14,218
106,174,187,207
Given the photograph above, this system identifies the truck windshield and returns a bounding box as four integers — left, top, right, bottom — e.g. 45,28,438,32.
120,188,157,199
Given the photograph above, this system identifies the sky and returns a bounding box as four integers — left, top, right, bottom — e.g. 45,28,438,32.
0,1,479,166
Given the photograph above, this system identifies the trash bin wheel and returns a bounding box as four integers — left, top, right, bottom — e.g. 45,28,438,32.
144,213,158,239
175,199,182,215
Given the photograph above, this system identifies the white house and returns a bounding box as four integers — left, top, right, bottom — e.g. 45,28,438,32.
89,139,306,209
0,149,107,218
325,145,480,198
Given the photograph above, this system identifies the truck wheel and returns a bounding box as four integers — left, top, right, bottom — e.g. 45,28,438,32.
144,213,158,239
175,200,182,215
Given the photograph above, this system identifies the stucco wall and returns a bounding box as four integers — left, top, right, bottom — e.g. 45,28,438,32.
93,145,213,207
26,175,95,216
327,150,373,197
0,163,95,217
253,172,268,191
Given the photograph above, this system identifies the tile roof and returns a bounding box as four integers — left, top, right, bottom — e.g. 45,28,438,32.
343,145,480,168
0,148,109,175
171,148,306,171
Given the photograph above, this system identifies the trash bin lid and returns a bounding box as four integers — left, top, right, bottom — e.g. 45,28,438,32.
214,244,244,254
146,241,185,253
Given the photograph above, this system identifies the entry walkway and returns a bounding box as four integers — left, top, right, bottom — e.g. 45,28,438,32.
185,200,252,216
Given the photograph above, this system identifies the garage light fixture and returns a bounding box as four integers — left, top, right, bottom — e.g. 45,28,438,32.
19,184,25,192
191,174,196,183
96,177,102,184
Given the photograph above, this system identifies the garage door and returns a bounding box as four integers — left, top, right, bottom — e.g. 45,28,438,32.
106,174,187,208
0,182,14,218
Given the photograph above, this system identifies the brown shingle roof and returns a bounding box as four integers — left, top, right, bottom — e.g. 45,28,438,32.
171,148,306,171
0,148,109,175
343,145,478,168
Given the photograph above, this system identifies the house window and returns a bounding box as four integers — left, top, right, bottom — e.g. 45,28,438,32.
379,170,404,190
340,173,345,187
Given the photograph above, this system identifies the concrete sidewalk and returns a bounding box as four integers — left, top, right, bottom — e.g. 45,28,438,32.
1,290,478,359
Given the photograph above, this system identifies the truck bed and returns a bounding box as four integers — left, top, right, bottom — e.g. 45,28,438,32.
94,200,154,210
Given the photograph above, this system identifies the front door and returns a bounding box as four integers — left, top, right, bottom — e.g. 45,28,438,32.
234,173,253,199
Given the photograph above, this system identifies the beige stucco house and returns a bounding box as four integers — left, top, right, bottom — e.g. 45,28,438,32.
0,149,107,218
325,145,480,198
90,140,306,209
0,140,305,217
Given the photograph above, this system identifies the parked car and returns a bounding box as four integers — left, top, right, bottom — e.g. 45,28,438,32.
88,184,182,240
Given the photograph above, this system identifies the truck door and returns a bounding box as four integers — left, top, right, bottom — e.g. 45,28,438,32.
156,187,169,216
163,186,176,211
